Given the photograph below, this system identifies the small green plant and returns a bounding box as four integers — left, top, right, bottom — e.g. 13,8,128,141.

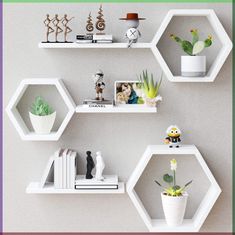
30,96,54,116
138,70,162,98
154,159,192,196
170,29,212,56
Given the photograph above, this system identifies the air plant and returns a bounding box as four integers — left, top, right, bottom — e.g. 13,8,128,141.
170,29,212,56
138,70,162,99
155,159,192,196
30,96,54,116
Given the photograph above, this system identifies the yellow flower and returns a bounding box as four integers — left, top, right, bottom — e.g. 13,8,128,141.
170,159,177,171
208,35,212,40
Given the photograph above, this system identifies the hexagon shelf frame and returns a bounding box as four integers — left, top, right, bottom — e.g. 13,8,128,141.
6,78,76,141
151,9,233,82
126,145,221,232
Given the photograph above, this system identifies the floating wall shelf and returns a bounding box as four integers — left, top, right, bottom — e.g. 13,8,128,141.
151,9,233,82
39,42,151,49
6,78,76,141
76,105,157,113
38,10,232,83
126,145,221,232
26,182,125,194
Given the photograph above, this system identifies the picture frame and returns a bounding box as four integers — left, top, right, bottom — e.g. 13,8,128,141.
114,81,144,106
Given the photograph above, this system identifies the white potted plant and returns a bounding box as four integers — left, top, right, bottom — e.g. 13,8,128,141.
170,29,212,77
29,96,56,134
138,70,162,107
155,159,192,227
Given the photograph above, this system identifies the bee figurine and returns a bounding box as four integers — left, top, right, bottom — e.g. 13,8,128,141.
164,125,181,148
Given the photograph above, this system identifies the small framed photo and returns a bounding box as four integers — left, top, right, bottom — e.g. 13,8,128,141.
114,81,144,105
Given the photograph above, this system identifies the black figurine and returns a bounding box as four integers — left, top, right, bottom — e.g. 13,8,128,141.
86,151,95,179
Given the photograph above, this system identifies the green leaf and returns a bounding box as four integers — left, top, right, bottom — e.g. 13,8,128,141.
181,40,193,56
191,29,199,46
172,185,181,191
184,180,193,188
163,174,173,183
192,41,205,55
204,38,212,48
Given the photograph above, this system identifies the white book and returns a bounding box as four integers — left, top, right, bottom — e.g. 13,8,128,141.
54,149,63,189
40,155,55,188
70,151,77,189
93,34,113,40
66,150,72,189
75,185,118,190
75,175,118,186
62,149,69,188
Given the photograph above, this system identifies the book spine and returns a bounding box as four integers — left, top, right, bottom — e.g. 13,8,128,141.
58,157,63,188
54,158,59,189
63,153,67,189
66,151,71,189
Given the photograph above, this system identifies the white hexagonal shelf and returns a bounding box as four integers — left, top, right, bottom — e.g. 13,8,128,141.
127,145,221,232
150,9,233,82
6,78,76,141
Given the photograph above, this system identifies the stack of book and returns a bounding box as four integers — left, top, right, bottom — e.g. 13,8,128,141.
76,34,93,43
54,149,77,189
93,34,113,43
40,148,77,189
83,99,114,108
75,175,119,190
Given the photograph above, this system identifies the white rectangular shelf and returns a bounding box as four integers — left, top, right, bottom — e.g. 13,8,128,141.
39,42,151,49
76,105,157,113
172,76,212,82
26,182,125,194
151,219,197,232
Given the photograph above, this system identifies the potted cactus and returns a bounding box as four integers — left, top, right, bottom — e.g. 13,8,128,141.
29,96,56,134
155,159,192,226
170,29,212,77
138,70,162,107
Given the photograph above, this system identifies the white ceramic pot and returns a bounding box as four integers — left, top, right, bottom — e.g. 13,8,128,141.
161,192,188,226
181,56,206,77
29,111,56,134
144,95,162,107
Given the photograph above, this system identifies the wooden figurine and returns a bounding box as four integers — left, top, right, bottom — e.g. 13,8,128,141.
61,14,74,42
86,151,95,179
93,70,105,101
96,5,105,34
95,151,105,181
86,12,94,35
52,14,63,42
43,14,54,42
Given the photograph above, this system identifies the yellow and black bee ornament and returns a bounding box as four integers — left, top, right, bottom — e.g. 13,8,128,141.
164,125,181,148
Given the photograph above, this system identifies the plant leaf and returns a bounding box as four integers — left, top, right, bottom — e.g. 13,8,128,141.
192,41,205,55
182,40,193,55
163,174,173,183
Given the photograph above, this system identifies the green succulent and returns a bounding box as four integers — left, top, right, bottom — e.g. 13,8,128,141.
138,70,162,99
154,159,192,197
170,29,212,56
30,96,54,116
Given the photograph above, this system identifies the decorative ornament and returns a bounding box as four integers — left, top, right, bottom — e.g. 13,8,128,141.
86,12,94,34
96,5,106,34
43,14,55,43
61,14,74,42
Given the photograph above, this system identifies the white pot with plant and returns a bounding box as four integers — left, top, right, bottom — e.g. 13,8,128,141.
29,96,56,134
170,29,212,77
155,159,192,227
138,70,162,107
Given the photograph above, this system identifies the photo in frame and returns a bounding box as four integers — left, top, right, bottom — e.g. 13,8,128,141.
114,81,145,105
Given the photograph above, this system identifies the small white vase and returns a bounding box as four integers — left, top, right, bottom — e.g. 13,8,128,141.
29,111,56,134
144,95,162,107
181,55,206,77
161,192,188,227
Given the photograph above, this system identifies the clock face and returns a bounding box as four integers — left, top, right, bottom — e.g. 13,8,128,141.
126,28,139,40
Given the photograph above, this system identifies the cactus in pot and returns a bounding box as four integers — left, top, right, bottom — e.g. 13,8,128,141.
29,96,56,134
170,29,212,77
138,70,162,107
